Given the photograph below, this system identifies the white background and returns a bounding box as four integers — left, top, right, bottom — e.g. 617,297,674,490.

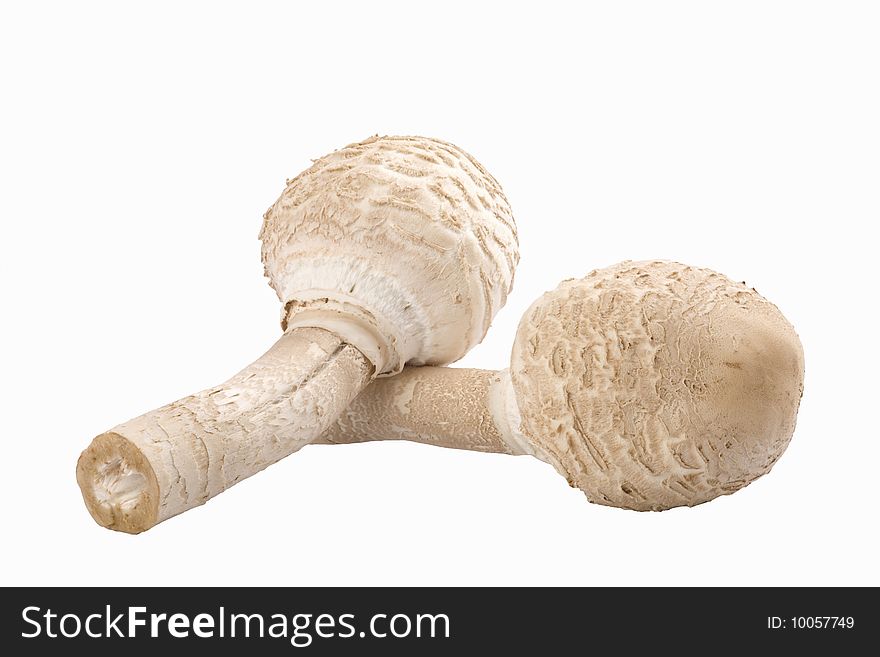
1,1,878,586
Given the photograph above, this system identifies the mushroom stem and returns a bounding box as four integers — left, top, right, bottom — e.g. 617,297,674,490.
76,326,373,533
316,367,547,461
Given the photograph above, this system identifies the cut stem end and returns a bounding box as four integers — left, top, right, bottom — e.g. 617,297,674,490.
76,433,160,534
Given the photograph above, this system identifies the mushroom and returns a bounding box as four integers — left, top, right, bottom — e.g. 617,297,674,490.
76,135,518,533
319,261,805,510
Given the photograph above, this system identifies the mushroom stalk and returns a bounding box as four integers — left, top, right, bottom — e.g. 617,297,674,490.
77,327,373,533
317,367,539,458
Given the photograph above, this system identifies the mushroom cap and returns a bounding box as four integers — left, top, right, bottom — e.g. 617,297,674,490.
510,260,804,510
261,136,518,375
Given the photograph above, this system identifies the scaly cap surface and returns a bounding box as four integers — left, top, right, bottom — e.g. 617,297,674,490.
261,135,518,375
510,260,804,510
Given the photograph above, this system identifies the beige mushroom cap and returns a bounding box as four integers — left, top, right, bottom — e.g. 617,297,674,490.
510,260,804,510
261,136,518,375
